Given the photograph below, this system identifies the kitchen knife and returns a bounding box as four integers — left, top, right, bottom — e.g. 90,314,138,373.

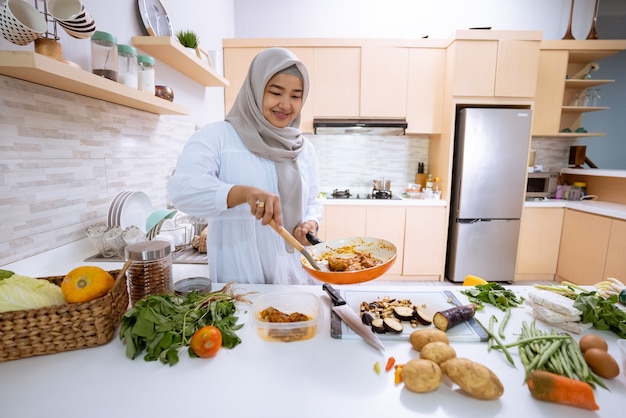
322,283,385,353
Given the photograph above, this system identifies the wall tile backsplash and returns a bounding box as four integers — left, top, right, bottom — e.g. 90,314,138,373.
0,76,574,265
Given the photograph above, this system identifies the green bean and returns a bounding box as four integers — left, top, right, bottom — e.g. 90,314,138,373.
588,370,609,390
535,339,562,370
498,308,511,339
504,335,568,349
475,316,516,368
555,349,573,379
567,339,589,381
488,315,498,351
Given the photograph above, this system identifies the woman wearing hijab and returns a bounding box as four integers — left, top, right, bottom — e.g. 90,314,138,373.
168,47,322,284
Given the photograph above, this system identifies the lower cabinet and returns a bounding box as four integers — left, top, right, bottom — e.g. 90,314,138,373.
321,205,447,280
402,207,447,280
604,218,626,282
515,207,564,281
556,210,612,285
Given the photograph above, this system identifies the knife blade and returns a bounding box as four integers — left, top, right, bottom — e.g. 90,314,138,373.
322,283,385,353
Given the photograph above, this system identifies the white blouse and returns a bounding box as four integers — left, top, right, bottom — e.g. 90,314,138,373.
168,121,323,285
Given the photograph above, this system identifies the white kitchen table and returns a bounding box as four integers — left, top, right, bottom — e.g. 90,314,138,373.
0,278,624,418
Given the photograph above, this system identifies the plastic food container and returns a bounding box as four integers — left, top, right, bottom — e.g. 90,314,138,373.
251,292,321,342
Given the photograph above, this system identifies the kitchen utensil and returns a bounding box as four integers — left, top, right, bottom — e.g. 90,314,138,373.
269,219,321,270
48,0,96,39
301,236,397,285
371,178,391,191
322,284,385,353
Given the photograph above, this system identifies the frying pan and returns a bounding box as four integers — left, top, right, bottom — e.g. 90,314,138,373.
301,233,397,284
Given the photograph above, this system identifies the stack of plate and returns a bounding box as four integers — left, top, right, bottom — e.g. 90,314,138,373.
107,191,153,233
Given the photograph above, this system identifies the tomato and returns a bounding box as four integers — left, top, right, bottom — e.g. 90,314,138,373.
190,326,222,358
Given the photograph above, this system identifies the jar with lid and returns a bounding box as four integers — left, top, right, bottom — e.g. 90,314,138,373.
117,44,138,88
567,182,586,201
91,31,118,81
137,54,155,93
125,241,173,307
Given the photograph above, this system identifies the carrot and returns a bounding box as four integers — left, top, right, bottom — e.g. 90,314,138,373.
385,356,396,372
526,370,599,411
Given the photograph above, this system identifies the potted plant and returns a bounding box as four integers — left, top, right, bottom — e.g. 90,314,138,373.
176,30,200,48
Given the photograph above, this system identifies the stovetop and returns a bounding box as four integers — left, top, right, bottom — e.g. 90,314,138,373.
325,189,402,200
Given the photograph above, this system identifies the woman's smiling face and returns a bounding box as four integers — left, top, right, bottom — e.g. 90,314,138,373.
262,73,303,128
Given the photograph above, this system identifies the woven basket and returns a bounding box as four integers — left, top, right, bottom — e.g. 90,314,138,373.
192,226,208,253
0,268,128,362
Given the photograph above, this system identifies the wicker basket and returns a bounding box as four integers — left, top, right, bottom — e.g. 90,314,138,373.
0,268,128,362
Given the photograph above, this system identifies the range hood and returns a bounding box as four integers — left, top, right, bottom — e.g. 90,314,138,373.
313,118,407,135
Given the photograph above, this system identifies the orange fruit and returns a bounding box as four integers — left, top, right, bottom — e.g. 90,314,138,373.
61,266,114,303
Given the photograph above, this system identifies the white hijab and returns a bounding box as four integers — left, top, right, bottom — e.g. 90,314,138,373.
226,47,310,241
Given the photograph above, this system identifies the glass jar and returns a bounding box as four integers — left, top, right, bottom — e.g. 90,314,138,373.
117,44,138,88
91,31,118,81
137,54,155,93
125,241,173,307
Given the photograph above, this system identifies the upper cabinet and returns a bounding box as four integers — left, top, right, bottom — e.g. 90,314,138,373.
223,39,447,134
448,31,542,98
532,40,626,138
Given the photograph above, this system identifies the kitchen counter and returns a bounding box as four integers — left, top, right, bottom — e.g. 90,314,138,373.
524,199,626,221
0,262,624,417
320,197,447,207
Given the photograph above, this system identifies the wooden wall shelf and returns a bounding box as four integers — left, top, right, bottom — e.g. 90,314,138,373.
533,132,606,138
0,51,189,115
132,36,229,88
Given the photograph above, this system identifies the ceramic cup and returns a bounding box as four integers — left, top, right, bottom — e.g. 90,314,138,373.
0,0,47,46
47,0,95,39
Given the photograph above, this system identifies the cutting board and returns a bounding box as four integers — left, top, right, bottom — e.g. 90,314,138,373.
330,289,488,342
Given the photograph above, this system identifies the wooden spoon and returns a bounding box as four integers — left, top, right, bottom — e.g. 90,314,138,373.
269,220,321,270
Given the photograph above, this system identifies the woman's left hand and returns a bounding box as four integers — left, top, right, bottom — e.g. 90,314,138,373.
293,221,318,246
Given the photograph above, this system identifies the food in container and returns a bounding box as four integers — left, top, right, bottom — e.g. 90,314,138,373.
251,292,320,342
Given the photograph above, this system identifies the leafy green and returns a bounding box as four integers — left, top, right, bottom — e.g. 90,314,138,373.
0,270,14,280
461,282,525,311
0,274,66,313
119,283,253,366
574,291,626,339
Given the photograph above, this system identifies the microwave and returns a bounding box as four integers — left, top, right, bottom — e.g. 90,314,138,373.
526,172,558,198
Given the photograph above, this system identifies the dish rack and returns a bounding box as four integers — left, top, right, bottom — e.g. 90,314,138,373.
34,0,60,40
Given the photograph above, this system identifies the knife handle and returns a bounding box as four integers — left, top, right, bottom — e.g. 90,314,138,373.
322,283,347,306
306,232,323,245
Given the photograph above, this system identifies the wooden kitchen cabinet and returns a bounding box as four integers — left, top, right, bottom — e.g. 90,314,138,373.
515,207,564,281
311,47,361,119
406,48,445,134
604,218,626,282
402,206,447,280
557,209,612,285
450,36,541,98
365,206,406,276
322,206,366,240
532,40,626,138
359,46,408,118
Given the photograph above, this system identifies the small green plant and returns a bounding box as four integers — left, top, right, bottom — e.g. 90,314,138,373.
176,30,200,48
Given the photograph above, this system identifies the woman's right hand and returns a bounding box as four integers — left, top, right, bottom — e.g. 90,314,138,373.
227,185,283,229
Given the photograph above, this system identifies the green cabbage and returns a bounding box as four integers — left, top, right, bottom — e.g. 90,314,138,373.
0,274,66,313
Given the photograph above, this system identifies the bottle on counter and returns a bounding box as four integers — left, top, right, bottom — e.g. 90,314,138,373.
117,44,138,88
137,54,155,93
91,31,118,81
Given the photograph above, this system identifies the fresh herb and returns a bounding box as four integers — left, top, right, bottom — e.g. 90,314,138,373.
461,282,525,311
176,30,200,48
0,270,14,280
119,283,254,366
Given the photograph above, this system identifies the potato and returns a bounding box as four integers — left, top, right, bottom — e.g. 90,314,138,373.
401,359,442,393
420,341,457,365
409,328,450,351
440,357,504,400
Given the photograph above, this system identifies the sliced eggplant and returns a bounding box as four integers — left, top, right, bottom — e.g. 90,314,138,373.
382,317,404,334
361,311,375,326
371,318,386,334
393,306,415,321
414,308,432,326
433,304,476,331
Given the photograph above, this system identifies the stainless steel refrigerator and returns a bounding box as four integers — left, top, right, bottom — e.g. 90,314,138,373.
445,108,532,282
